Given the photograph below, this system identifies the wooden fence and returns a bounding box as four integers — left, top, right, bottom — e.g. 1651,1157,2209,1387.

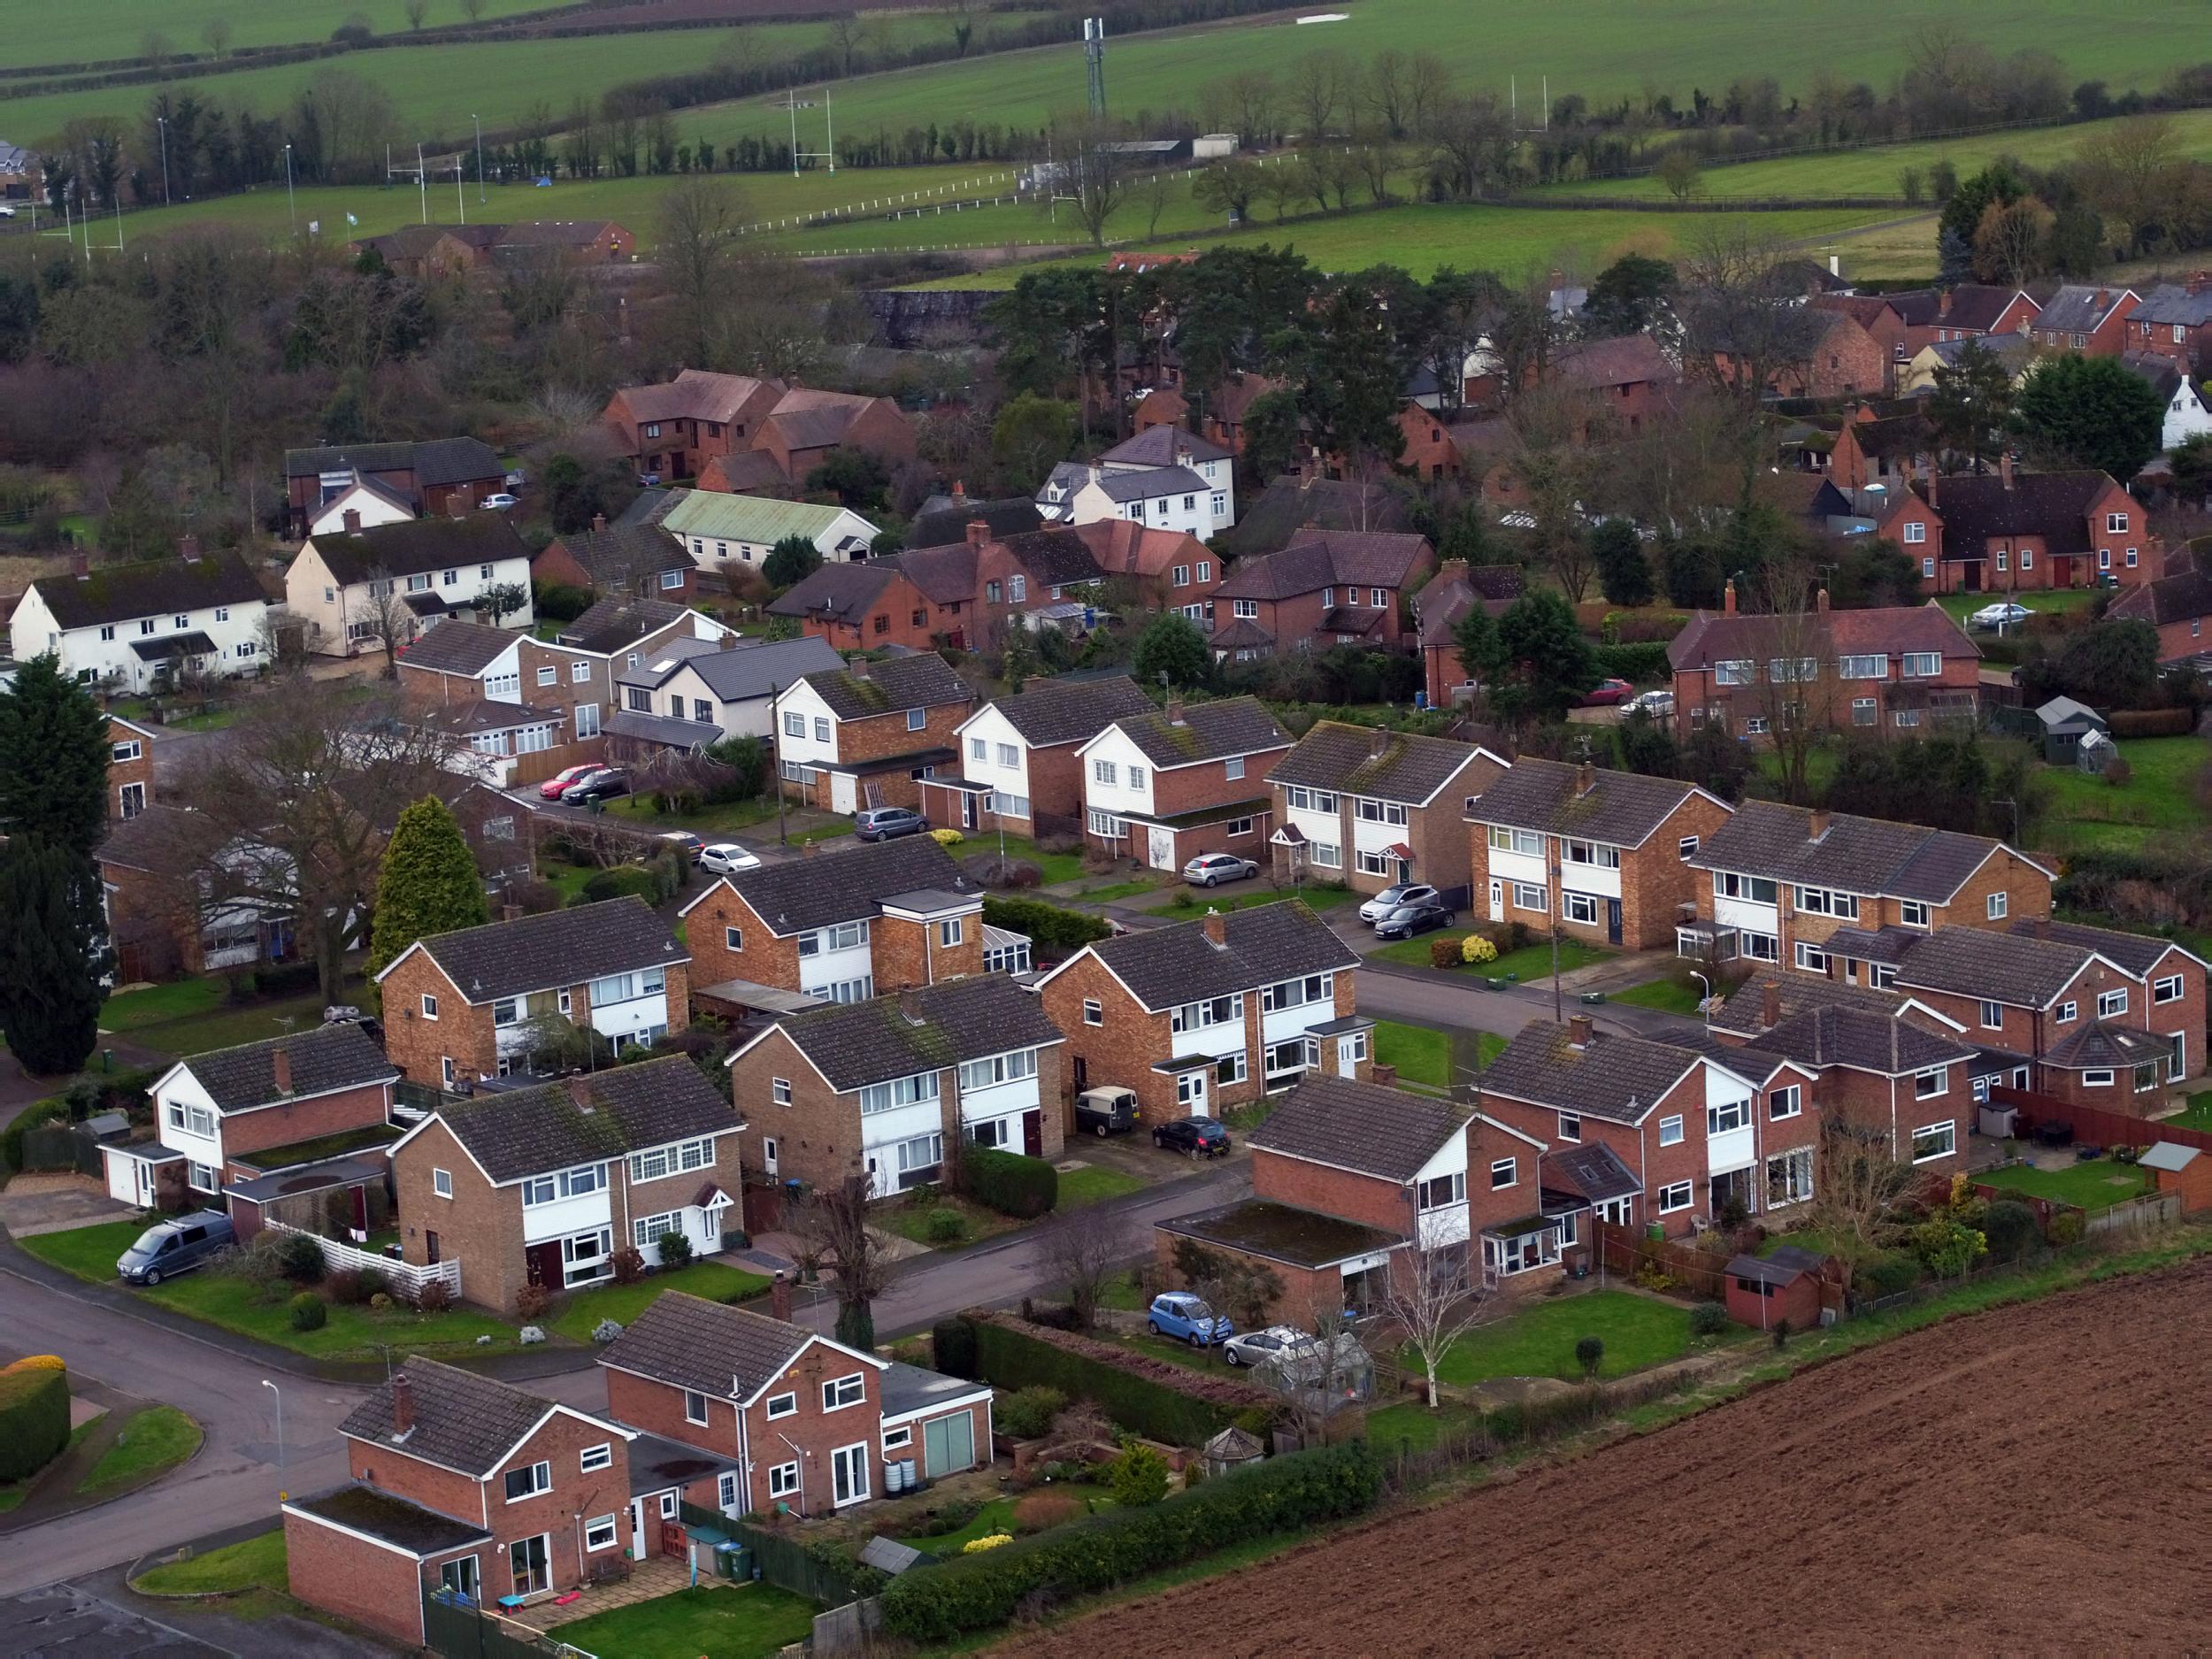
1988,1086,2212,1155
18,1123,104,1176
422,1590,595,1659
1593,1221,1727,1300
503,738,604,789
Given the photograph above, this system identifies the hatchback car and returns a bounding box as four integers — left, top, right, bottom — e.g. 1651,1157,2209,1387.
1359,882,1439,924
1147,1291,1232,1348
1183,852,1258,887
698,842,762,875
540,764,598,801
479,492,520,511
1578,677,1634,706
1152,1117,1232,1159
1970,601,2033,631
118,1212,234,1286
1221,1325,1315,1371
856,806,927,842
661,830,706,862
563,767,631,804
1624,688,1675,718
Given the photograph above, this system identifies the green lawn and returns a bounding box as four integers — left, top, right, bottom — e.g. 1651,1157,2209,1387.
1613,978,1706,1016
2167,1092,2212,1133
99,978,223,1032
554,1585,820,1659
549,1261,772,1345
542,862,602,905
1370,929,1609,979
132,1529,289,1598
1156,882,1356,918
1473,1032,1509,1070
1932,588,2107,625
603,793,783,836
1977,1159,2154,1211
1080,876,1166,902
1425,1290,1705,1386
2036,737,2207,855
80,1405,202,1494
897,1484,1115,1555
876,1193,1022,1249
1364,1400,1488,1455
102,982,365,1056
1056,1165,1147,1208
980,834,1086,886
1374,1020,1451,1088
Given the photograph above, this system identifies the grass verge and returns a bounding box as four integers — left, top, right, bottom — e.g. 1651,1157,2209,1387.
132,1529,288,1603
1373,1020,1451,1087
1156,882,1358,918
81,1405,203,1494
876,1193,1025,1249
1612,977,1705,1016
1056,1165,1147,1208
1425,1289,1721,1386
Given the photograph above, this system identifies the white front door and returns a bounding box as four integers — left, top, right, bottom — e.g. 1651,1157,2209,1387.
831,1442,871,1507
1177,1071,1210,1118
1147,824,1176,871
1488,878,1504,922
830,772,857,814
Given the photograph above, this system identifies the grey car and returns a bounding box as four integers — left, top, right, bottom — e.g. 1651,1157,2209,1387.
856,806,927,842
118,1211,235,1286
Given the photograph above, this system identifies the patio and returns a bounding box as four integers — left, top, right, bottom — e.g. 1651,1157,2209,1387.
501,1552,710,1632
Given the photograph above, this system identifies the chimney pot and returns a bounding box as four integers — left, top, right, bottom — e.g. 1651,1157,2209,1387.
178,534,201,564
951,480,966,503
342,508,362,534
1370,724,1389,758
1567,1013,1594,1048
593,512,607,533
390,1371,415,1437
718,628,738,650
1938,289,1952,319
1999,450,2014,490
802,839,820,858
1762,979,1781,1030
1202,909,1227,949
1816,586,1831,612
1927,469,1939,509
2191,271,2210,296
69,551,88,580
1165,696,1185,726
770,1271,793,1323
1722,579,1737,617
1577,760,1595,796
565,1073,594,1111
272,1045,293,1096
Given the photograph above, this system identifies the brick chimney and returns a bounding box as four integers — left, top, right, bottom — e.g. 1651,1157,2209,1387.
271,1044,293,1097
178,534,201,564
1577,760,1596,796
771,1271,793,1323
342,508,362,534
965,518,990,549
950,480,967,503
390,1371,415,1437
1808,806,1831,841
1165,696,1185,725
592,512,607,533
565,1073,595,1111
1370,724,1389,758
850,658,871,680
2192,271,2210,296
1926,469,1939,509
1762,979,1781,1030
1938,289,1952,319
69,551,88,580
1567,1013,1594,1048
897,984,924,1024
2095,288,2109,313
1815,586,1830,612
718,628,738,650
1202,908,1226,949
1998,450,2014,490
1722,579,1736,617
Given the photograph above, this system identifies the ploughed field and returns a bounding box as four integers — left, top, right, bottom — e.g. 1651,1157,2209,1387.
1004,1259,2212,1656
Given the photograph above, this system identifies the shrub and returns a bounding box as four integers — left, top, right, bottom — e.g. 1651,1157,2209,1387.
1590,641,1671,683
1857,1250,1920,1298
324,1269,367,1306
515,1283,554,1321
933,1317,979,1379
0,1366,69,1481
1428,937,1461,969
1460,933,1498,965
277,1233,326,1284
611,1245,646,1285
1109,1442,1170,1507
2104,757,2135,787
357,1268,387,1302
963,1533,1013,1554
996,1385,1068,1440
1982,1199,2039,1263
965,1313,1272,1446
913,1496,983,1537
930,827,965,846
369,1292,393,1310
2047,1209,2085,1247
416,1279,453,1313
1575,1335,1605,1377
654,1229,695,1270
2,1355,66,1373
1687,1301,1730,1337
288,1292,327,1332
925,1207,968,1244
1772,1317,1792,1348
982,895,1113,953
580,866,659,905
960,1148,1058,1218
1012,1492,1083,1532
880,1441,1384,1641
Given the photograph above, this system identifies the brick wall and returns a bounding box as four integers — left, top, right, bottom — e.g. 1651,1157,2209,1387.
872,912,984,990
394,1118,527,1313
685,887,797,992
218,1082,393,1173
1935,849,2052,933
1152,1227,1340,1326
381,956,495,1089
1037,950,1181,1124
1250,1147,1412,1233
732,1027,864,1193
283,1509,431,1648
109,720,155,818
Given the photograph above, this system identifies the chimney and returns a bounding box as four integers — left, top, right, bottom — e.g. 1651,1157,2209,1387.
69,550,88,580
771,1272,794,1323
592,512,607,533
389,1371,415,1437
1723,579,1737,617
449,494,469,519
1370,724,1389,759
965,518,990,549
1808,806,1831,841
1202,908,1227,949
718,628,738,650
1165,696,1185,726
1927,469,1939,509
271,1045,293,1096
1567,1013,1594,1049
850,657,871,680
950,479,967,503
1999,450,2014,490
178,534,201,564
1577,760,1595,797
897,984,923,1024
2095,288,2109,313
1938,289,1952,319
2192,271,2210,297
342,507,362,534
1815,586,1830,613
1087,464,1102,487
802,838,820,859
565,1073,595,1112
1762,979,1781,1031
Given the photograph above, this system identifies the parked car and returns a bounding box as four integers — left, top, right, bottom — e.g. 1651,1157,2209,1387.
540,764,598,801
1624,688,1675,718
1358,883,1439,924
1220,1325,1312,1370
1969,601,2033,631
661,830,706,862
1152,1117,1231,1160
563,768,630,804
1072,1086,1140,1138
1578,677,1634,706
479,492,520,511
856,806,927,842
1183,852,1258,887
636,471,663,488
697,842,761,875
1147,1291,1232,1348
118,1212,235,1286
1373,898,1455,941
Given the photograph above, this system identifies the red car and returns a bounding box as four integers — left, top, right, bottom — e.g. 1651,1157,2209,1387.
1579,678,1633,706
539,764,598,801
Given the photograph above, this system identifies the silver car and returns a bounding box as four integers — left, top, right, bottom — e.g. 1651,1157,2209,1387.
1183,852,1257,887
1624,689,1675,718
1359,883,1439,924
1221,1325,1315,1370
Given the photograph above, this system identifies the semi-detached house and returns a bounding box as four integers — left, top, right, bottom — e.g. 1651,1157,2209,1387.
1077,695,1290,872
1038,423,1236,539
772,652,974,816
286,511,535,657
924,673,1155,841
9,544,268,691
614,634,842,742
1881,462,2151,592
519,597,736,746
1267,720,1505,896
1208,531,1435,661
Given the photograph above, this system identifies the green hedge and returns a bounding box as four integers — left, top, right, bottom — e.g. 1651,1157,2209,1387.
959,1147,1057,1218
931,1317,979,1379
0,1366,69,1482
968,1317,1268,1446
579,865,662,905
1,1096,69,1174
981,895,1114,953
2107,707,2196,738
1591,641,1671,684
881,1440,1382,1640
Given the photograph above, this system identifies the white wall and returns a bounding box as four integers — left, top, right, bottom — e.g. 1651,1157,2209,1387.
957,706,1033,818
12,585,269,692
662,664,777,741
1079,726,1157,821
773,680,845,771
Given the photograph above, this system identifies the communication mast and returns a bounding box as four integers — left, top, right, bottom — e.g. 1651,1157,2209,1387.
1083,17,1107,118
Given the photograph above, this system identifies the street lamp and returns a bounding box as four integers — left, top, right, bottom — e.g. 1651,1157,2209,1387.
262,1379,285,1471
282,144,296,238
472,113,485,204
1689,970,1711,1025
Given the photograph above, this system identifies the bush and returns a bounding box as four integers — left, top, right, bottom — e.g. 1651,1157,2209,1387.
1687,1301,1730,1337
288,1292,327,1332
1460,933,1498,965
580,866,659,905
982,895,1113,953
933,1317,979,1379
515,1283,554,1321
964,1313,1273,1446
960,1148,1058,1218
963,1533,1013,1554
929,827,964,846
533,580,589,623
1109,1441,1170,1507
357,1268,387,1302
925,1207,968,1244
416,1279,453,1313
2104,757,2134,787
912,1496,984,1537
1857,1250,1921,1298
0,1366,69,1481
653,1229,695,1270
1590,641,1671,684
611,1245,646,1285
1575,1335,1605,1377
1429,936,1462,969
2047,1209,2085,1247
2107,707,2195,738
997,1385,1068,1440
1012,1492,1084,1532
1980,1198,2038,1262
880,1441,1384,1641
2,1355,66,1373
277,1233,326,1284
324,1269,370,1306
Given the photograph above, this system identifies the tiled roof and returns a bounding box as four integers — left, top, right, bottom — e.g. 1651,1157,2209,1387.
97,803,219,873
311,512,529,586
339,1356,557,1476
616,370,780,426
284,437,501,486
1250,1073,1464,1184
2035,284,2135,334
709,834,974,935
1222,474,1417,559
1213,531,1430,601
771,976,1061,1093
1940,285,2035,333
2010,917,2198,978
907,495,1042,549
629,634,841,702
2118,351,2185,403
766,387,887,452
30,551,264,631
1551,333,1675,391
1413,563,1523,648
2109,564,2212,627
182,1023,396,1113
1742,1004,1975,1076
981,674,1154,749
1689,803,2015,902
1845,413,1934,459
1073,465,1207,503
1819,926,1922,965
2043,1021,2170,1069
1667,601,1976,672
893,542,976,604
288,1485,490,1555
1893,926,2090,1009
433,1056,739,1182
1100,425,1233,467
398,895,684,1002
397,619,514,676
1540,1141,1642,1202
766,560,899,625
992,527,1111,589
600,1291,817,1400
1079,901,1356,1011
1104,695,1288,769
557,595,697,656
1269,720,1497,805
2129,283,2212,327
1463,757,1701,849
545,522,690,589
1479,1024,1705,1124
798,652,969,722
1923,333,2037,371
1709,973,1901,1035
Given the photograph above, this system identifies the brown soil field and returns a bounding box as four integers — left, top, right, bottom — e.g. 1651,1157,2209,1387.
1003,1258,2212,1657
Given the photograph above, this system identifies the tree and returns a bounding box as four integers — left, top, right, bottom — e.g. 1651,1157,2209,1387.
804,449,889,513
1747,559,1831,807
762,535,821,590
1616,708,1680,780
1655,146,1703,202
1132,613,1210,690
368,797,488,973
2170,434,2212,503
2012,355,2164,483
476,581,529,627
1924,340,2016,472
403,0,427,27
1038,1206,1134,1331
201,15,234,55
1192,158,1261,224
1971,195,2054,284
787,1176,895,1351
1239,388,1305,482
1582,253,1675,338
988,393,1077,493
1043,116,1131,248
0,656,108,858
346,567,416,679
0,838,108,1075
1375,1208,1494,1409
653,175,744,370
1591,518,1654,607
1487,592,1600,733
1452,603,1501,691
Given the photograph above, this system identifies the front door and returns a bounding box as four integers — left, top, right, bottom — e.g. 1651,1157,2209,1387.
1177,1071,1209,1118
424,1230,441,1265
831,1443,870,1507
829,772,857,814
960,792,979,830
509,1533,550,1598
1147,824,1176,871
630,1499,647,1558
1488,879,1504,922
1606,898,1623,946
1072,1055,1087,1091
1023,1109,1042,1156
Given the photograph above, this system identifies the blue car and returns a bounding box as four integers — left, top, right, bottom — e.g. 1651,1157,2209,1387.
1147,1291,1232,1348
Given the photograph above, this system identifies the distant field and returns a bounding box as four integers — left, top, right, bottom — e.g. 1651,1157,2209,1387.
3,0,548,65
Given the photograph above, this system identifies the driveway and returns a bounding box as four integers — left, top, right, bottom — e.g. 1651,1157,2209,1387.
0,1584,231,1657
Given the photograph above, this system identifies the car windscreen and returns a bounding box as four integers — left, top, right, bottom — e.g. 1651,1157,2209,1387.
126,1226,169,1256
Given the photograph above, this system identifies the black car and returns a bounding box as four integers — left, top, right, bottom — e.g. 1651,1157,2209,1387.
566,768,632,805
1372,898,1455,941
1152,1118,1232,1159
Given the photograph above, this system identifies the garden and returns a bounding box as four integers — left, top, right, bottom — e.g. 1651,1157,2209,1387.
1975,1156,2152,1211
1371,922,1610,981
1417,1289,1726,1387
552,1585,821,1659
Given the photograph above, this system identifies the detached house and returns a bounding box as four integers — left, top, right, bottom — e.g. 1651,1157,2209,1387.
1077,695,1289,872
1038,425,1235,541
615,634,843,741
1881,460,2151,591
518,597,735,745
1033,902,1364,1122
288,512,535,657
532,517,697,602
2126,277,2212,369
756,388,918,485
1209,531,1435,660
1268,721,1505,896
2110,564,2212,663
97,805,296,981
10,545,269,691
772,652,973,815
769,560,940,652
1413,558,1524,709
282,438,504,538
923,673,1156,840
373,897,690,1090
2117,352,2212,451
388,1057,744,1312
725,975,1065,1195
603,370,784,481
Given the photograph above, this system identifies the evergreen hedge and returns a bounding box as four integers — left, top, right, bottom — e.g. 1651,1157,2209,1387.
980,895,1114,953
0,1365,69,1481
959,1148,1057,1217
966,1314,1271,1446
1590,641,1672,684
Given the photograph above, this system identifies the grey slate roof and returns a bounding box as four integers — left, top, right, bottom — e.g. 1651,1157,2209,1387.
311,513,529,586
603,709,721,750
396,619,514,676
433,1056,739,1183
1908,471,2117,557
767,560,899,626
1079,901,1357,1012
1080,465,1208,503
1742,1005,1975,1076
30,551,265,631
339,1356,557,1476
403,895,684,1002
1463,757,1701,849
800,652,969,722
2110,564,2212,627
981,675,1154,749
1269,720,1496,805
1100,426,1233,467
713,835,974,935
1690,802,2016,902
183,1023,396,1113
288,1486,490,1556
1892,926,2089,1009
1818,926,1921,965
285,437,501,487
557,596,696,657
907,495,1042,549
2035,284,2134,335
1479,1024,1709,1123
626,634,843,701
546,522,690,589
2043,1021,2170,1070
599,1291,817,1401
1540,1141,1642,1202
1249,1074,1465,1184
2010,917,2199,978
771,976,1062,1092
1213,532,1431,602
2129,282,2212,327
1105,695,1289,770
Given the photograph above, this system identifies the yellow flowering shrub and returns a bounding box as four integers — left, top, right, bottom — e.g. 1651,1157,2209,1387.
1461,934,1500,965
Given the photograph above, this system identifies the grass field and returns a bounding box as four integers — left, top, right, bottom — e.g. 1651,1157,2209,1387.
1156,881,1357,917
555,1585,820,1659
1978,1158,2153,1210
10,0,544,67
1614,977,1705,1016
2169,1092,2212,1133
1371,929,1609,979
2035,735,2205,855
1057,1164,1146,1207
1424,1288,1712,1386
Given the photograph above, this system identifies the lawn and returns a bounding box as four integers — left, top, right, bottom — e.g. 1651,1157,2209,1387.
1056,1164,1147,1208
132,1528,288,1598
1425,1289,1705,1386
876,1192,1023,1249
2035,737,2206,854
554,1585,820,1659
1613,978,1707,1017
80,1405,202,1494
2168,1092,2212,1133
1080,876,1166,902
541,862,602,905
1156,882,1358,918
1977,1159,2153,1211
1932,588,2107,626
1473,1031,1509,1070
122,989,346,1056
1374,1020,1451,1088
99,978,224,1032
975,833,1086,886
549,1261,772,1345
1364,1400,1488,1455
1370,929,1610,979
603,793,783,837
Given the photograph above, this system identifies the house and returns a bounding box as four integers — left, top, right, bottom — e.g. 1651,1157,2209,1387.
658,488,879,575
1040,426,1236,538
282,439,504,538
1826,407,1938,492
99,1024,396,1221
756,388,918,485
1466,759,1733,950
1881,459,2152,590
1681,801,2054,977
726,974,1064,1195
599,1290,992,1516
1268,721,1504,897
2125,277,2212,369
1077,695,1288,872
426,697,572,789
305,473,418,539
396,620,526,706
532,517,697,601
2029,285,2138,356
387,1057,743,1312
1713,310,1885,400
1413,558,1524,708
699,448,799,497
1033,902,1364,1121
1209,530,1435,660
603,371,784,481
1222,474,1417,560
2110,563,2212,662
614,634,843,741
680,833,986,1010
282,1360,637,1645
10,545,268,692
771,652,972,815
1544,334,1679,432
905,491,1042,551
288,513,534,657
2117,353,2212,451
1897,331,2039,397
770,560,939,651
518,597,735,746
373,897,690,1090
97,805,297,982
108,715,156,819
1142,372,1283,455
1901,283,2039,350
1809,294,1914,378
921,674,1155,841
1667,590,1982,740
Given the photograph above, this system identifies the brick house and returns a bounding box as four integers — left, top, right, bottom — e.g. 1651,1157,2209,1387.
1466,759,1733,950
373,897,690,1091
1826,407,1937,491
2126,278,2212,370
756,388,918,485
1898,331,2039,396
518,597,735,747
926,674,1156,841
599,1290,992,1517
724,975,1064,1196
282,1359,638,1644
1038,425,1236,537
287,511,536,658
1896,284,2040,354
1667,590,1982,740
282,438,504,538
615,634,843,742
1544,334,1679,433
2109,564,2212,662
680,833,985,1010
395,620,525,706
1209,531,1435,660
1681,802,2054,979
1267,720,1505,897
1714,310,1885,399
771,652,973,815
769,561,942,651
1033,902,1364,1123
603,371,784,480
108,715,156,819
1412,559,1523,708
659,490,880,575
532,518,696,602
1808,294,1914,382
1076,695,1288,872
1879,461,2152,592
388,1058,744,1313
97,805,297,982
2029,285,2139,357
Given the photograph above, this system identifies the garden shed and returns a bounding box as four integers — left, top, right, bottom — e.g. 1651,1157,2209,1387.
2034,695,2108,765
2139,1142,2212,1215
1201,1425,1265,1479
1724,1244,1827,1333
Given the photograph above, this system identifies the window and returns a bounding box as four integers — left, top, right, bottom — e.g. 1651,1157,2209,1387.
1795,942,1830,974
2155,973,2184,1004
1078,997,1104,1029
1310,841,1343,870
1715,659,1755,687
2057,1000,2077,1024
1768,657,1817,684
2108,511,2131,534
572,661,590,683
1910,1121,1955,1163
580,1443,612,1474
859,1073,940,1116
1768,1085,1801,1121
2083,1068,2116,1088
2021,549,2033,571
1914,1068,1947,1099
1678,836,1699,862
1357,798,1412,826
1900,900,1929,928
1225,757,1245,780
1902,521,1926,544
1563,891,1598,926
1839,654,1887,679
582,1513,619,1554
420,993,439,1020
1196,559,1213,580
100,626,115,642
1261,973,1333,1011
1417,1171,1466,1210
882,1425,913,1454
1172,564,1189,587
822,1373,866,1411
765,1391,797,1419
433,1168,453,1198
1901,653,1941,679
684,1389,710,1425
1126,766,1146,793
1509,881,1546,912
1657,1180,1693,1214
935,917,965,949
1767,1147,1814,1206
1742,932,1779,962
1659,1115,1684,1147
1796,887,1859,919
1171,994,1242,1033
504,1462,551,1502
783,710,805,739
1986,894,2008,921
1852,696,1878,726
1562,837,1617,868
1233,598,1258,619
1922,557,1936,578
1714,872,1778,904
1489,1156,1517,1190
1488,826,1545,858
958,1048,1038,1091
630,1138,713,1183
2099,987,2128,1018
1979,999,2004,1030
1557,1112,1581,1142
1708,1098,1750,1134
1093,759,1118,787
1088,810,1125,840
769,1463,801,1499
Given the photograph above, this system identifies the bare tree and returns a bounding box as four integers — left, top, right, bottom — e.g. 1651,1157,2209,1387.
459,0,487,21
200,15,234,55
1038,1205,1137,1330
1677,223,1825,522
1250,1302,1371,1448
721,246,827,381
787,1174,897,1349
1364,49,1411,139
1142,168,1177,238
1045,116,1132,247
345,567,416,679
654,174,745,368
1374,1217,1494,1409
1287,50,1349,140
1224,70,1278,147
826,13,872,76
1655,146,1703,202
1352,140,1400,205
1426,94,1514,201
1747,554,1831,806
403,0,428,28
1402,52,1452,143
1809,1121,1919,1294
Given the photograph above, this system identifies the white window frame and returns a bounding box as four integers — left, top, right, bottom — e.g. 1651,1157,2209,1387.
1914,1067,1947,1100
1910,1120,1956,1163
1768,1085,1801,1120
822,1373,866,1412
1082,998,1103,1026
2154,973,2184,1004
503,1461,551,1503
580,1443,612,1473
1657,1180,1693,1214
433,1168,453,1199
2083,1068,2115,1088
2098,987,2128,1018
1986,892,2008,921
1658,1115,1684,1147
684,1389,710,1426
1489,1156,1517,1190
765,1391,797,1420
769,1462,801,1499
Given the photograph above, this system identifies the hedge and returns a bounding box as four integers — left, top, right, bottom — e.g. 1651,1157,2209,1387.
1,1095,69,1173
981,895,1114,953
1591,641,1672,684
579,865,662,905
0,1365,69,1482
880,1440,1382,1640
959,1148,1057,1218
966,1313,1273,1446
2106,707,2196,738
